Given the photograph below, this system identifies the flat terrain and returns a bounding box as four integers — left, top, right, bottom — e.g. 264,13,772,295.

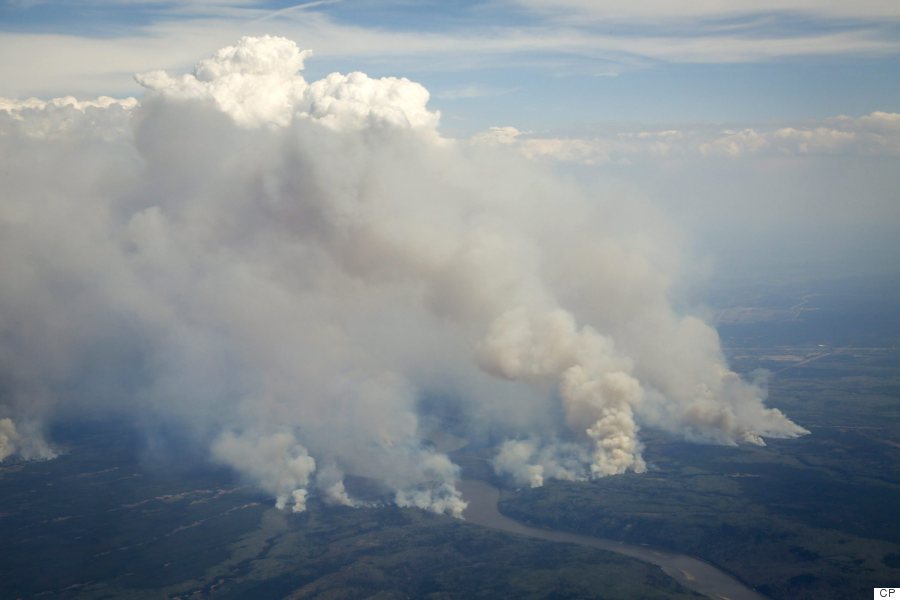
0,421,701,599
1,276,898,599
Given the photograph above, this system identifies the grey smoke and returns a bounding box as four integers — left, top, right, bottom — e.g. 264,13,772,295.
0,36,807,514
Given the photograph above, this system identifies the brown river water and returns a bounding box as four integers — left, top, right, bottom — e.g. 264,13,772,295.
459,479,768,600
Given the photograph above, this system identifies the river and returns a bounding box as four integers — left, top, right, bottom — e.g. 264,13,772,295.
459,479,768,600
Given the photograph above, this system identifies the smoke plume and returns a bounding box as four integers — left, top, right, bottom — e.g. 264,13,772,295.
0,36,807,513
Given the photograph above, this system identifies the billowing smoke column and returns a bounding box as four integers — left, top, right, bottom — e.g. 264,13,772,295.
0,36,807,514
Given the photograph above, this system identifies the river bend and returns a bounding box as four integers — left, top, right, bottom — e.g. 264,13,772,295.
459,479,768,600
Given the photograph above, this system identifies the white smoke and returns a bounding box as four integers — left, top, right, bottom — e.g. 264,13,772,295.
0,418,18,462
478,308,647,476
0,418,56,462
315,464,355,507
213,431,316,513
493,438,590,488
0,36,807,512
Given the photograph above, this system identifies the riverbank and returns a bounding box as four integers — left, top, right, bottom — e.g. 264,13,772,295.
459,479,768,600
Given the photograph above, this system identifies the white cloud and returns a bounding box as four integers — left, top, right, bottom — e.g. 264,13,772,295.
701,112,900,157
0,95,138,140
134,36,439,130
473,112,900,164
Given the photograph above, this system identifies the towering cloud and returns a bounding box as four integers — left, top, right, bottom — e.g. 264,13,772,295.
0,36,806,512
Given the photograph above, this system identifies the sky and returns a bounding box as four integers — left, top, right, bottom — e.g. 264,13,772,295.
3,1,897,273
1,0,900,130
0,0,900,272
0,1,897,512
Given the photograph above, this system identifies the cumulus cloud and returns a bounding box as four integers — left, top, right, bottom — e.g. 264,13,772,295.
135,35,437,130
0,95,138,140
474,112,900,165
700,112,900,157
0,36,807,512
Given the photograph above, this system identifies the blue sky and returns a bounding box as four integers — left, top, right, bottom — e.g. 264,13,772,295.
1,0,899,133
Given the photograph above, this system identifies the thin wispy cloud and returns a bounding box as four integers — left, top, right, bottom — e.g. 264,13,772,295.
1,1,899,98
432,84,518,100
252,0,343,25
507,0,900,22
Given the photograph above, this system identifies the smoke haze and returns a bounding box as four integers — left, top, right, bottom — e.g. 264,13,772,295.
0,36,808,515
